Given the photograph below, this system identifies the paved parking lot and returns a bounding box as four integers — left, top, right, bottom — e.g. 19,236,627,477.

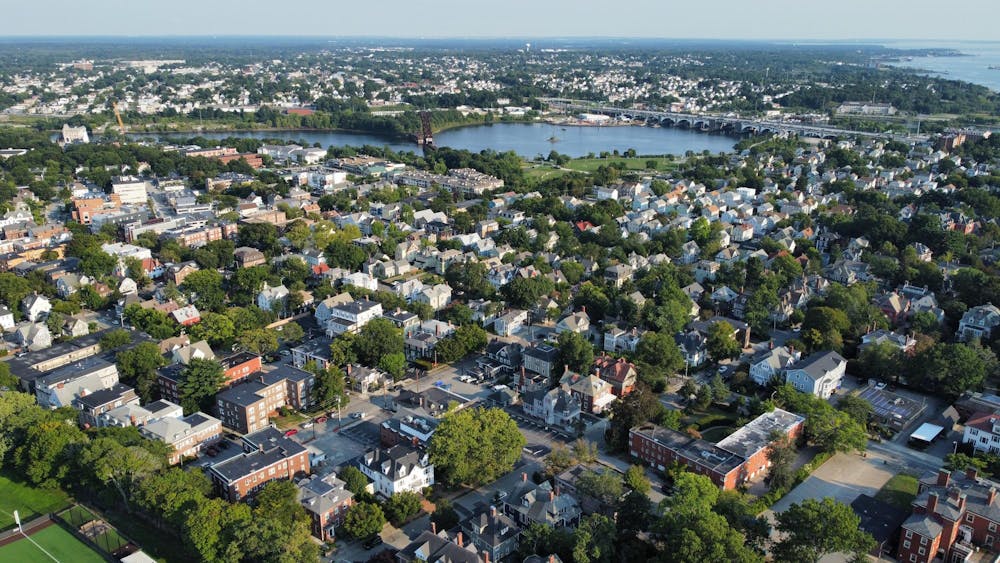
768,452,895,514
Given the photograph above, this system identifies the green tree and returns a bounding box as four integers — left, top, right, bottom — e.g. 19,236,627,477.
116,341,167,402
236,328,279,356
706,321,741,362
0,272,32,313
0,362,18,390
338,466,370,496
572,513,617,563
343,501,386,539
557,330,594,375
355,318,404,366
624,464,651,495
181,269,226,312
279,321,305,344
384,491,422,525
765,433,796,491
772,498,875,563
312,366,348,409
634,330,685,382
431,498,460,531
379,352,407,381
80,437,162,510
577,470,625,506
836,395,873,426
100,328,132,350
605,384,664,452
617,490,652,534
238,223,280,256
188,312,236,349
178,359,225,414
428,407,526,487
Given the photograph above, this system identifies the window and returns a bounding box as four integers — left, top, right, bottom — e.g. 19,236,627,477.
967,514,975,523
918,548,925,556
991,522,998,532
905,530,913,539
988,535,996,546
903,541,911,549
909,556,916,563
920,536,927,545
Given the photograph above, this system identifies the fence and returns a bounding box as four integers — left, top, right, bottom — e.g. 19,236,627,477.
54,504,138,561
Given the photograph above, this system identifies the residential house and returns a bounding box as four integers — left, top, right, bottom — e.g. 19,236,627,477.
414,284,452,311
749,345,801,387
560,371,616,414
358,444,434,498
214,368,313,433
76,383,140,428
257,283,290,313
494,309,528,337
297,474,354,541
896,468,1000,563
604,263,633,288
461,504,521,563
962,412,1000,455
555,310,590,335
522,385,581,429
233,247,266,268
784,351,847,399
592,355,638,397
523,343,559,379
22,293,51,322
603,326,642,354
0,307,14,331
396,530,482,563
483,341,523,375
15,322,52,351
141,411,223,464
35,356,119,409
860,330,917,355
676,330,708,367
323,298,383,337
503,476,581,528
208,426,310,501
959,304,1000,342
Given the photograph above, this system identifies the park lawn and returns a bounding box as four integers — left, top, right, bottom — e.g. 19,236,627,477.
564,156,678,173
523,164,570,181
271,410,310,430
681,407,739,430
0,471,71,530
699,426,736,443
0,524,105,563
875,473,920,510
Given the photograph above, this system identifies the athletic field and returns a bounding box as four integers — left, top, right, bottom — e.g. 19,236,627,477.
0,523,105,563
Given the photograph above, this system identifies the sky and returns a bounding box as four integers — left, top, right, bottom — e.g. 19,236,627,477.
1,0,998,41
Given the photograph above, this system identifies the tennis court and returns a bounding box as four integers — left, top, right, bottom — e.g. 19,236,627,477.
0,523,105,563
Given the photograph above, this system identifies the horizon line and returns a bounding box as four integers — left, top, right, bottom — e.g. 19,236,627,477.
0,35,992,43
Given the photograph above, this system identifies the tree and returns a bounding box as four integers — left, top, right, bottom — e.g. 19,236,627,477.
773,498,875,563
545,443,576,477
428,407,526,487
16,418,87,488
836,395,873,426
178,359,225,414
856,341,902,382
236,328,279,356
624,465,651,495
384,491,422,525
634,331,685,382
617,489,652,534
188,312,236,349
116,341,167,402
765,433,796,491
0,362,18,390
355,318,404,366
312,366,347,409
238,223,279,256
379,352,407,381
557,330,594,375
577,470,625,506
572,513,617,563
0,272,32,312
99,328,131,350
907,341,997,399
605,384,664,452
80,437,162,510
431,498,459,531
339,466,369,496
706,321,740,362
181,269,226,312
279,321,305,344
343,501,386,539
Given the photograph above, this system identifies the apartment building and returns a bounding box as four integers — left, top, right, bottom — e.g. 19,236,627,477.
141,411,223,465
208,426,310,501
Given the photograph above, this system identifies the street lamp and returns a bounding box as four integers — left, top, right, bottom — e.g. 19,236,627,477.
953,441,959,455
335,395,342,432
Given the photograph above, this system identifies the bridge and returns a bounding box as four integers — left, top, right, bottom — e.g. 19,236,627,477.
540,98,928,143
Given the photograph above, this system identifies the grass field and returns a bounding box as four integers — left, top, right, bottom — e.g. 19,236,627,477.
0,472,70,531
874,473,920,510
0,524,105,563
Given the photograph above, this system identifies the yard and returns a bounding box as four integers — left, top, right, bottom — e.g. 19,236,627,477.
874,473,920,510
0,471,70,531
0,523,105,563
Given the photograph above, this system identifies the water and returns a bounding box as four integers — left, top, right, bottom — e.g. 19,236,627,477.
133,122,737,158
885,41,1000,92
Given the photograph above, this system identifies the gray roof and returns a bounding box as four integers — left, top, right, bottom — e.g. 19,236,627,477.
210,427,306,483
215,372,287,407
75,383,135,409
298,474,353,516
788,350,846,381
38,356,114,387
716,408,804,459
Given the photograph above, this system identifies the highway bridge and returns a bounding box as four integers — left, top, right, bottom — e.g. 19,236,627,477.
541,98,929,143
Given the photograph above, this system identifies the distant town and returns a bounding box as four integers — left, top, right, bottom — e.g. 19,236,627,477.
1,39,1000,563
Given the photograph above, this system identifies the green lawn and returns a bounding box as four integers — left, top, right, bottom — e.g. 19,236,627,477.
0,472,71,531
699,426,735,443
564,156,679,173
57,505,96,528
0,524,105,563
874,474,920,510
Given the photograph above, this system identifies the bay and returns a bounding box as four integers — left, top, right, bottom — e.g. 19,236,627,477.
885,40,1000,93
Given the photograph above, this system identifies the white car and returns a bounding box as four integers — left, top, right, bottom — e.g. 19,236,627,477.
350,412,365,420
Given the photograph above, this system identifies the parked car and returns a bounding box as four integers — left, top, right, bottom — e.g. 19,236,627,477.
350,412,365,420
301,422,314,429
362,535,384,550
315,416,328,424
284,429,299,437
279,350,291,356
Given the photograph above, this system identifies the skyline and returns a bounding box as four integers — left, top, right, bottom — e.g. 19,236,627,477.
2,0,999,42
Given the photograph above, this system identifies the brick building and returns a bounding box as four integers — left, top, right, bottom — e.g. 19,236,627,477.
297,474,354,541
214,367,314,434
141,411,222,465
207,426,310,501
897,468,1000,563
629,408,804,490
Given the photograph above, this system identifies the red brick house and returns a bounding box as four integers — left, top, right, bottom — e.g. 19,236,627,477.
297,474,354,541
208,426,310,502
897,468,1000,563
592,355,638,397
630,408,804,490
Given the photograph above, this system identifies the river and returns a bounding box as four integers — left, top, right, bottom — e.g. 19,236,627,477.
131,122,738,158
885,40,1000,92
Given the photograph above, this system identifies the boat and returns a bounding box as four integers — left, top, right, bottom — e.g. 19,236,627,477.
548,136,559,143
989,65,1000,71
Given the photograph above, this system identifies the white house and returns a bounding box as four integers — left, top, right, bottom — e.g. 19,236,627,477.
358,445,434,498
414,284,452,311
555,310,591,335
22,294,51,322
257,282,290,312
958,304,1000,342
0,307,15,331
963,411,1000,454
784,351,847,399
494,309,528,337
324,299,384,336
521,385,581,429
749,345,801,387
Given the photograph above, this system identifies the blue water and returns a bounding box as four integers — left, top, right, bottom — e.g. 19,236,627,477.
885,41,1000,92
134,122,737,159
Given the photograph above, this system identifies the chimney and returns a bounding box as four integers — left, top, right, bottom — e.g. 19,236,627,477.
580,305,586,313
966,467,979,480
490,505,497,517
926,492,938,514
431,521,437,534
522,472,527,482
456,532,463,547
550,556,556,563
347,364,352,375
937,468,951,487
554,485,560,496
594,368,600,378
484,553,490,563
549,491,555,501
